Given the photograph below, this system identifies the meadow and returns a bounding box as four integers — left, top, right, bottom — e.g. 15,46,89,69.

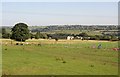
1,39,118,75
41,30,102,36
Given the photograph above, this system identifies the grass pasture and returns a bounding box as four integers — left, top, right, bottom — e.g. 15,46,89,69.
2,39,118,75
41,30,102,36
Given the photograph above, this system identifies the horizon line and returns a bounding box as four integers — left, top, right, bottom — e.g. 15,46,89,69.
1,24,118,27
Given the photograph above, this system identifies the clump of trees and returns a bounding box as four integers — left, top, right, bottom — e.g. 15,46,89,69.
89,34,119,41
35,32,48,39
78,32,88,37
75,32,119,41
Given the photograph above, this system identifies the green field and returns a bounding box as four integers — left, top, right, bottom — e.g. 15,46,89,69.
41,30,102,36
2,39,118,75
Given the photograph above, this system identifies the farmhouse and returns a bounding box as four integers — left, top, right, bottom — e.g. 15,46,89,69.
67,36,74,40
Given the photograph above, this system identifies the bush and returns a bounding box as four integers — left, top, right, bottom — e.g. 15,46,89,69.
16,43,19,45
2,33,11,39
55,38,58,41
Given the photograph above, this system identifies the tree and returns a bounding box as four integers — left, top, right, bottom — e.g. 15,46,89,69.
11,23,29,42
29,33,35,39
35,32,40,39
2,28,11,39
41,33,48,39
2,28,6,35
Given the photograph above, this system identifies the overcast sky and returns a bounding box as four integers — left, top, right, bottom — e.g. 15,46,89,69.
1,2,118,26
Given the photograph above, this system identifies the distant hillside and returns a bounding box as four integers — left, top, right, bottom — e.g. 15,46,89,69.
1,25,118,34
31,25,118,32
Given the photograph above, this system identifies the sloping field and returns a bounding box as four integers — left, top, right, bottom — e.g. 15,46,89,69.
2,39,118,75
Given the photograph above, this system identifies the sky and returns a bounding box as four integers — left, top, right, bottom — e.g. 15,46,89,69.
1,2,118,26
1,0,120,2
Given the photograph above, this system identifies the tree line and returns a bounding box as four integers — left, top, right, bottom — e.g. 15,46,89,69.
1,23,119,42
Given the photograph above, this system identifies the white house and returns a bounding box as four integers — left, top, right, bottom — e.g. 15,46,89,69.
67,36,74,40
